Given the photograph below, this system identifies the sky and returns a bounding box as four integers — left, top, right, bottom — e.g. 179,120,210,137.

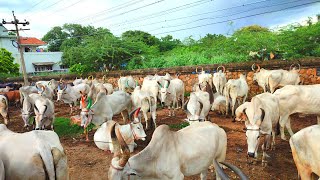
0,0,319,40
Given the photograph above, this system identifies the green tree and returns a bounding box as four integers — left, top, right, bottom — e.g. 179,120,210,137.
0,48,19,76
42,26,68,52
121,30,159,46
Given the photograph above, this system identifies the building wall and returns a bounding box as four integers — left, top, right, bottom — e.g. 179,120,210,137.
23,52,65,73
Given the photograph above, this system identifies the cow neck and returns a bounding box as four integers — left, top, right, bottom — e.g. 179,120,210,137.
119,125,134,145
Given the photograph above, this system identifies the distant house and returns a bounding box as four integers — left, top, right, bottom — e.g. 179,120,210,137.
0,23,68,74
20,37,47,52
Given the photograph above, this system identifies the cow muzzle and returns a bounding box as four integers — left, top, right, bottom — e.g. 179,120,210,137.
248,152,255,158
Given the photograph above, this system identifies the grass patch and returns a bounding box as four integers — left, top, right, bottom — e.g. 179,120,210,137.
169,122,190,130
54,117,95,137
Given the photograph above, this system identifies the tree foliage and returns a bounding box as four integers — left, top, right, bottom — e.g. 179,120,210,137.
0,48,20,76
42,21,320,73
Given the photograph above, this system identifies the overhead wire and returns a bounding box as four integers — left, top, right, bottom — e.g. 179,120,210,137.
152,0,320,35
71,0,144,23
111,0,271,31
45,0,319,42
89,0,166,24
106,0,213,27
146,0,304,32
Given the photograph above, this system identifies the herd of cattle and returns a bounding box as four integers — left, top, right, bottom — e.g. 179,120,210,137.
0,63,319,180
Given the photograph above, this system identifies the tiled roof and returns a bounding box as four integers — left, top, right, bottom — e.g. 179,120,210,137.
20,37,47,45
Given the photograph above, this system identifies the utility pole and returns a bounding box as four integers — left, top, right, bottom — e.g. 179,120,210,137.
2,11,30,85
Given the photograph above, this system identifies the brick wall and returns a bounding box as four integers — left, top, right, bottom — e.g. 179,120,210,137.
5,58,320,98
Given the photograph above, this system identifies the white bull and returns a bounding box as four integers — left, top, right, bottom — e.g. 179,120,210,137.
273,84,320,140
0,124,69,180
80,91,132,127
197,68,213,89
252,63,301,93
118,76,136,93
36,79,59,91
212,66,227,95
94,108,146,152
34,96,55,130
108,121,248,180
0,95,9,125
242,93,280,166
19,85,38,103
57,83,90,113
141,77,160,106
131,86,157,130
184,84,213,124
224,74,249,117
158,78,185,116
289,125,320,180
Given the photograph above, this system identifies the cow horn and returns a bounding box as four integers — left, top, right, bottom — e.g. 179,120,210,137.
28,102,33,112
219,161,249,180
217,66,226,73
102,75,106,82
198,83,202,91
43,105,48,114
157,81,163,88
290,63,301,72
251,63,261,72
129,108,140,121
59,77,63,83
125,80,130,88
165,79,170,88
243,108,247,115
260,108,265,122
87,75,93,80
134,107,141,119
34,104,39,112
136,80,139,86
202,67,204,72
110,122,121,159
115,126,130,167
213,160,229,180
196,67,198,73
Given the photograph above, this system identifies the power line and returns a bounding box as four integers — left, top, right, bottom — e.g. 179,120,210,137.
24,0,66,19
46,0,86,16
111,0,271,31
89,0,165,24
107,0,212,27
21,0,49,14
153,0,320,35
71,0,143,23
46,0,319,42
147,0,303,32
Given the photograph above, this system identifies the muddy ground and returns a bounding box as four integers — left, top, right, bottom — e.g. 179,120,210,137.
3,102,317,180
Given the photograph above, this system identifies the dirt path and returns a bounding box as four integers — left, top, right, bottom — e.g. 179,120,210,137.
4,103,316,180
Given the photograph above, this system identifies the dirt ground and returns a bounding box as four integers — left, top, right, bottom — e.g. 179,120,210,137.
3,102,317,180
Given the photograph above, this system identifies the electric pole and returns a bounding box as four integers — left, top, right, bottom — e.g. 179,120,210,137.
2,11,30,85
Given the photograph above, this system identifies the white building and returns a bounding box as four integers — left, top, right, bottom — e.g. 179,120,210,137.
0,24,68,74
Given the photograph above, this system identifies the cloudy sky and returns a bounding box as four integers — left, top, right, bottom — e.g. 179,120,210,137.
1,0,319,40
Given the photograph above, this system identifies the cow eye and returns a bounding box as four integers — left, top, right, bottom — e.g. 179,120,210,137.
137,127,140,129
257,136,260,139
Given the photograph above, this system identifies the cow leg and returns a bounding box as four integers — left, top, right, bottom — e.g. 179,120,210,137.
152,110,157,130
69,104,73,114
261,135,271,167
231,98,237,117
143,111,150,130
200,170,208,180
271,130,276,150
285,117,294,137
279,114,290,141
0,159,4,180
225,96,229,116
317,115,320,124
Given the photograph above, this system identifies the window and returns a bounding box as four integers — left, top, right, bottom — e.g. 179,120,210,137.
60,65,69,69
34,65,53,72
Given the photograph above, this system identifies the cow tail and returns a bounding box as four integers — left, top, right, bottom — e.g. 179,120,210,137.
36,137,55,180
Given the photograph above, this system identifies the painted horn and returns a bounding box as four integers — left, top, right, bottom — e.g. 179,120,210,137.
165,79,170,88
219,162,249,180
43,105,48,114
217,66,226,73
157,81,163,88
129,108,140,120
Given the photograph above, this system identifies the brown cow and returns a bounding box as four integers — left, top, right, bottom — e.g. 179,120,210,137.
0,90,20,107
